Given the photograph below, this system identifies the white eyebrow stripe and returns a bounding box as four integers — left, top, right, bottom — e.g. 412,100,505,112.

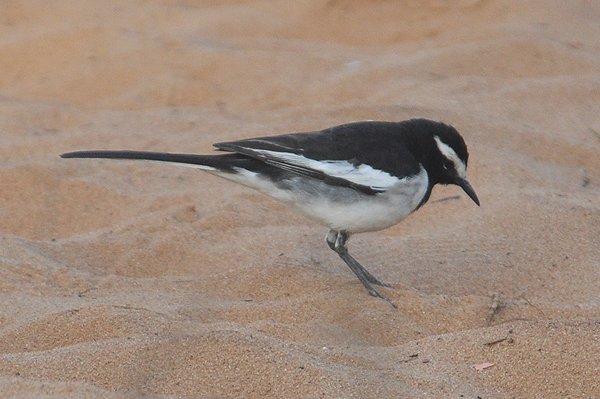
249,148,402,190
434,136,466,178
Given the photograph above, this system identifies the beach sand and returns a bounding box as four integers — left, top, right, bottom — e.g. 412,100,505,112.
1,1,599,397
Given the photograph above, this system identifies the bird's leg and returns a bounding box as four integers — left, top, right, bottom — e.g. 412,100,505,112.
326,230,396,307
325,230,391,288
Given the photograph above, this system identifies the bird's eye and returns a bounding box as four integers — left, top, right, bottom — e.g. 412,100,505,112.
442,161,455,173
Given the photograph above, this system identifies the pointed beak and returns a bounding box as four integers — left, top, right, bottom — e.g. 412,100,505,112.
455,178,480,206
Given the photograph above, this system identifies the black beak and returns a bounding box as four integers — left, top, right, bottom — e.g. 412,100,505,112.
455,178,480,206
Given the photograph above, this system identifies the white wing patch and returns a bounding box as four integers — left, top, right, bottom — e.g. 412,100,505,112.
249,148,401,190
434,136,466,178
153,161,216,171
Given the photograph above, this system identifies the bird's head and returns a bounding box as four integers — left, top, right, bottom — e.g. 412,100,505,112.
415,121,480,206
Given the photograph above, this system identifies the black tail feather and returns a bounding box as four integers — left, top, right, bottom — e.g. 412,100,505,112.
60,150,216,166
59,150,277,175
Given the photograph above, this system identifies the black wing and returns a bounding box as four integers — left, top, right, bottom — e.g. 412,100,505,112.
214,121,423,194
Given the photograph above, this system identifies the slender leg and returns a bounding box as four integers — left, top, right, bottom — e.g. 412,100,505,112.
325,230,396,307
325,230,391,287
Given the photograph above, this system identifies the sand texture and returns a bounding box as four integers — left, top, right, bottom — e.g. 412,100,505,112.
1,1,599,398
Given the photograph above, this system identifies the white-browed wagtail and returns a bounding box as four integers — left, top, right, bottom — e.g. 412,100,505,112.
62,118,480,306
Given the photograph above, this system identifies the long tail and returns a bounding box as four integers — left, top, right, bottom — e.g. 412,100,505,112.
60,148,281,178
60,150,223,169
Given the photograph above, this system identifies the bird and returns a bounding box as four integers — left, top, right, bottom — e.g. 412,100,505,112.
61,118,479,306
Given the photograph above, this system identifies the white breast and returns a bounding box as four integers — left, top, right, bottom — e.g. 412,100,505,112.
295,166,429,233
215,166,429,233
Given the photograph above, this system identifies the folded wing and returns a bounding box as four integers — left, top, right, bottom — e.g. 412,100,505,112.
214,122,419,195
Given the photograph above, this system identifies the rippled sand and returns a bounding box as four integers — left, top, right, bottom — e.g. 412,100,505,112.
1,1,599,397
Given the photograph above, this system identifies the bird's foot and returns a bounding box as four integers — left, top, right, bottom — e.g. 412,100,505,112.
326,230,396,308
365,285,397,308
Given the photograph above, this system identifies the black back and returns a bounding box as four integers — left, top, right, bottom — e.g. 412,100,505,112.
215,118,468,186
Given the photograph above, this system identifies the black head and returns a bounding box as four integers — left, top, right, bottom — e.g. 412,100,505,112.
404,119,480,206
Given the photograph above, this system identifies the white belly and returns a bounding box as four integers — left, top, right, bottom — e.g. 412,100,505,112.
213,167,429,233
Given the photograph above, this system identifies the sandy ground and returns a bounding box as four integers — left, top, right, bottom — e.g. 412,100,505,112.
1,1,599,398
